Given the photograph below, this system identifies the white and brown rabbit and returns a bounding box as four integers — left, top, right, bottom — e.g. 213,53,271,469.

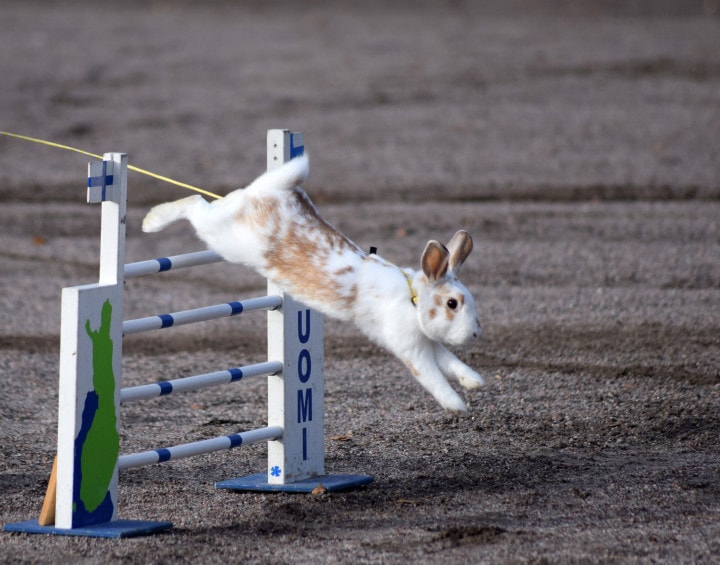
142,155,483,411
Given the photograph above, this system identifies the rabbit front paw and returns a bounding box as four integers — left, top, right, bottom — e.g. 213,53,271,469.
456,367,485,390
437,389,468,412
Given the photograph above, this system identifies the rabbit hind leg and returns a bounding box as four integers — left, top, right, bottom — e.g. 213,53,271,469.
142,195,205,233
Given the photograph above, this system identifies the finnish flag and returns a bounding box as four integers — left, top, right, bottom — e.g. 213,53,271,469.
87,159,116,203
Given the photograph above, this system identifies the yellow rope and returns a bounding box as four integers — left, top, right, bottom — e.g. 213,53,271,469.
0,131,223,200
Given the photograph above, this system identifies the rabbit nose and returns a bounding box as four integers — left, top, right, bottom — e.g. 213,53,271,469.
473,318,482,338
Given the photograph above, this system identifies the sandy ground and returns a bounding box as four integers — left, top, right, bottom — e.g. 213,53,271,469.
1,1,720,563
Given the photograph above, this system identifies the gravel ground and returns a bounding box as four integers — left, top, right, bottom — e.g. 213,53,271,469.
1,1,719,563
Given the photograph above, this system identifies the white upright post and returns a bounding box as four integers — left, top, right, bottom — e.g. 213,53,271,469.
217,129,372,493
97,153,127,286
55,154,126,529
266,130,326,483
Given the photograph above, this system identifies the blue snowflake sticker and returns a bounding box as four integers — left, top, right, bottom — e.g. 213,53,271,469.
270,466,282,477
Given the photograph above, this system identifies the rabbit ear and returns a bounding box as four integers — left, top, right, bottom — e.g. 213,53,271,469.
421,240,450,282
446,230,473,273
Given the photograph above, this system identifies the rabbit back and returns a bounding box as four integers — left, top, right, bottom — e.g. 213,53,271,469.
175,164,366,320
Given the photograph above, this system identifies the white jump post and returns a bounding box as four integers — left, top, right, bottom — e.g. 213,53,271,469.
216,130,330,492
4,130,372,539
267,131,326,485
57,153,127,532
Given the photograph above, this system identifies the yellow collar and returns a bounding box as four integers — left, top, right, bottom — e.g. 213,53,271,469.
402,271,418,306
369,249,417,306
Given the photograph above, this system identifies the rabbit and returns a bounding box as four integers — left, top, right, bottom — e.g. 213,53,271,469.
142,154,483,411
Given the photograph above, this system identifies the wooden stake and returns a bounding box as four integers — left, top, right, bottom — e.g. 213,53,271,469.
38,456,58,526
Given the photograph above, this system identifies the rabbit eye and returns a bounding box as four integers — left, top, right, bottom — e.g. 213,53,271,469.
446,298,458,310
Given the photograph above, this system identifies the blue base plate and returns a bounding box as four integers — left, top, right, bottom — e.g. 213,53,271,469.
216,473,373,493
3,519,173,538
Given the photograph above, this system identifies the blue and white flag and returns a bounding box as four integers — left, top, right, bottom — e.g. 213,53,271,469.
87,159,116,203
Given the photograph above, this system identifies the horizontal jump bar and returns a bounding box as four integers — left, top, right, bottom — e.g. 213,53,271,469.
122,295,282,335
118,426,283,471
124,250,224,279
120,361,283,403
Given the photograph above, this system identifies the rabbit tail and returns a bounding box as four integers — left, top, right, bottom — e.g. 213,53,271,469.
244,154,309,196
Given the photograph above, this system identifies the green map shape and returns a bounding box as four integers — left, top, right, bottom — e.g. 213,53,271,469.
80,299,120,513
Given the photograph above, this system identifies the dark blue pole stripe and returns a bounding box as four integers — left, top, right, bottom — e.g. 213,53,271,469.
87,175,114,187
228,301,244,315
157,257,173,272
159,314,174,328
228,368,243,381
156,448,172,463
158,381,173,395
227,434,243,448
